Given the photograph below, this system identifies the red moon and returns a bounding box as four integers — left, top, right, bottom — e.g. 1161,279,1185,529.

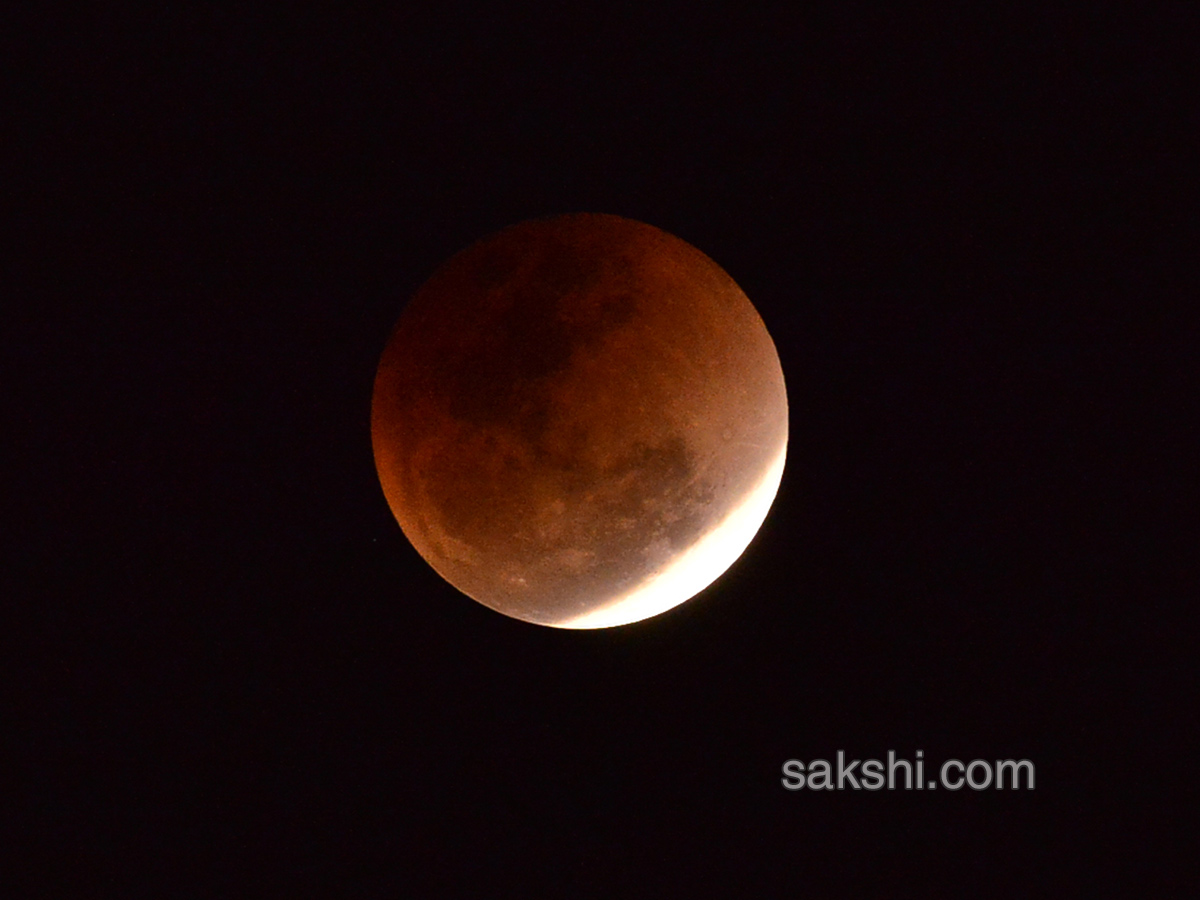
372,214,787,628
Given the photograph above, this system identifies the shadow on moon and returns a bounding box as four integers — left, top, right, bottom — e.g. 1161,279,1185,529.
372,213,787,628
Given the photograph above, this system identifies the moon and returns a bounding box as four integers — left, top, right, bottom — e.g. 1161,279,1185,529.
372,213,787,628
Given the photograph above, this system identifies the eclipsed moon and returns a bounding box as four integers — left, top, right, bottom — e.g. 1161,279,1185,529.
372,213,787,628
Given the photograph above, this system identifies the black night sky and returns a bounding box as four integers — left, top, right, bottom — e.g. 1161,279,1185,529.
13,6,1193,894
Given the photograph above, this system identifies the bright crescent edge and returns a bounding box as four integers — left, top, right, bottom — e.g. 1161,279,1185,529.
553,432,788,629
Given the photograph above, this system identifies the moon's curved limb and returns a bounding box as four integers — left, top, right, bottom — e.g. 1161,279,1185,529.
555,435,786,629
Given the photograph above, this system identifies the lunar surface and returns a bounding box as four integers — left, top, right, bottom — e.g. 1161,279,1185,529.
372,213,787,628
